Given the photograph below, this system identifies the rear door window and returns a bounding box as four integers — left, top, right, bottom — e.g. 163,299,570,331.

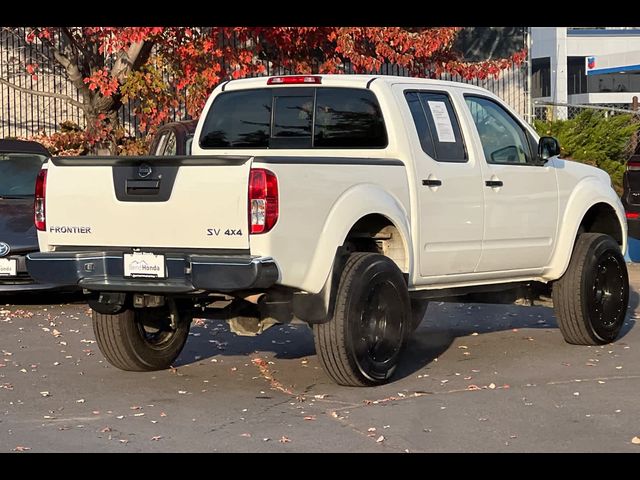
200,87,387,149
405,91,467,162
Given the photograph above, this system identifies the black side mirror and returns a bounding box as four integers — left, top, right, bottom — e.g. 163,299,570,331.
538,136,561,161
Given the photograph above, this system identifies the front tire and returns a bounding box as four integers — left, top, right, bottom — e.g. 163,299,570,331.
313,253,410,386
552,233,628,345
93,304,191,371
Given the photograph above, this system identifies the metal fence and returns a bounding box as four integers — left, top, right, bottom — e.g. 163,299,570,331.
1,27,529,139
533,101,640,122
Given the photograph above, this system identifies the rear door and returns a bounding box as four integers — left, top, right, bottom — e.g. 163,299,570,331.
395,85,485,277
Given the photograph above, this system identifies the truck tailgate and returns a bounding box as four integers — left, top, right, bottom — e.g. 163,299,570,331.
44,156,251,250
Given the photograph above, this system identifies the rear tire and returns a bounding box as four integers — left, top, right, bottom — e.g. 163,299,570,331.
313,253,410,386
552,233,628,345
93,305,191,371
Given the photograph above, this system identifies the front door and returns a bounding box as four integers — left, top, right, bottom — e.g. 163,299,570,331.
462,95,559,272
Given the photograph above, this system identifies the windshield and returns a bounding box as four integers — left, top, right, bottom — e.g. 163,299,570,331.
0,153,47,197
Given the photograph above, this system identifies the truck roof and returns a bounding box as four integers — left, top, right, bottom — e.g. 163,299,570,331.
222,74,491,94
0,139,50,156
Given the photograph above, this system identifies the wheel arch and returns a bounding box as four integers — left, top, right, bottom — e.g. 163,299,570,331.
545,182,627,281
299,183,413,294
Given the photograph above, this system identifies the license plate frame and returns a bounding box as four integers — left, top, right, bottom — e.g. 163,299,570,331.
0,258,17,277
123,252,166,279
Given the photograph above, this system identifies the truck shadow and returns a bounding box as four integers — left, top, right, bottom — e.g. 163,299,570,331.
177,286,639,384
0,291,86,306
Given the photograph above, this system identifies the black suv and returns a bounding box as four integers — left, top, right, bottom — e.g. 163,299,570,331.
623,153,640,239
0,139,59,292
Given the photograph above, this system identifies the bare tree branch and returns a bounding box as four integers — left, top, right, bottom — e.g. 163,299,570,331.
0,77,86,111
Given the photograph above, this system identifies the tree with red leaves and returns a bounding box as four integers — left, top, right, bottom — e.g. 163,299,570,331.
1,27,525,152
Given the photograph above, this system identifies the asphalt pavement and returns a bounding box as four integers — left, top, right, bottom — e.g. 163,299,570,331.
2,265,640,452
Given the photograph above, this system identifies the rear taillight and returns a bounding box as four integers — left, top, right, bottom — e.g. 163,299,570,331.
249,168,278,234
627,161,640,171
267,75,321,85
626,211,639,219
34,168,47,231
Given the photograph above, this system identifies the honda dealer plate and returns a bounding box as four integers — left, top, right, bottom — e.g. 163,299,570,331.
0,258,17,277
123,252,166,279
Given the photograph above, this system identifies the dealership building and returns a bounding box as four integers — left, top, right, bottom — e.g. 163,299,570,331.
531,27,640,117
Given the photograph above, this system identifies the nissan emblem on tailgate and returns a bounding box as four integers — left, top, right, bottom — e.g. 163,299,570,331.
138,164,152,178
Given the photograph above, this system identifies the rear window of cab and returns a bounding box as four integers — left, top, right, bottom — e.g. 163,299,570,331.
199,87,388,149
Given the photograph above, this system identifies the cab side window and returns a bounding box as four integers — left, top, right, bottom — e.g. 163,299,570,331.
464,95,534,166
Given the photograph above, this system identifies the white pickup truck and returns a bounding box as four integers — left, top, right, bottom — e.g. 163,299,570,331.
27,74,629,386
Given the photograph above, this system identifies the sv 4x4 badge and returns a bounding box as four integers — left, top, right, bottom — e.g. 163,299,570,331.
207,228,243,236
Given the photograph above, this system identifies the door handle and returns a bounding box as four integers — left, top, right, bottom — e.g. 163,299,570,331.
423,179,442,187
485,180,503,188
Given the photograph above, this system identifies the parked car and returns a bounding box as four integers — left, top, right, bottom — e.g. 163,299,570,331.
0,139,59,292
622,153,640,238
149,120,197,156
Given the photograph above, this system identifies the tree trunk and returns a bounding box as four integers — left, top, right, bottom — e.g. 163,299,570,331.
84,93,122,155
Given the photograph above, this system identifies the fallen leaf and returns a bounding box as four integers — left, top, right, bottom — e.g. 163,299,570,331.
368,427,377,432
314,394,328,399
303,416,316,421
376,435,385,443
178,390,187,394
160,412,167,417
134,413,145,417
488,383,496,390
150,436,163,441
467,384,481,391
52,329,61,337
130,406,142,410
100,426,112,433
12,446,30,452
573,392,580,397
119,439,129,444
240,433,251,437
279,436,291,443
76,398,85,403
116,415,124,420
632,436,640,445
40,391,50,397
